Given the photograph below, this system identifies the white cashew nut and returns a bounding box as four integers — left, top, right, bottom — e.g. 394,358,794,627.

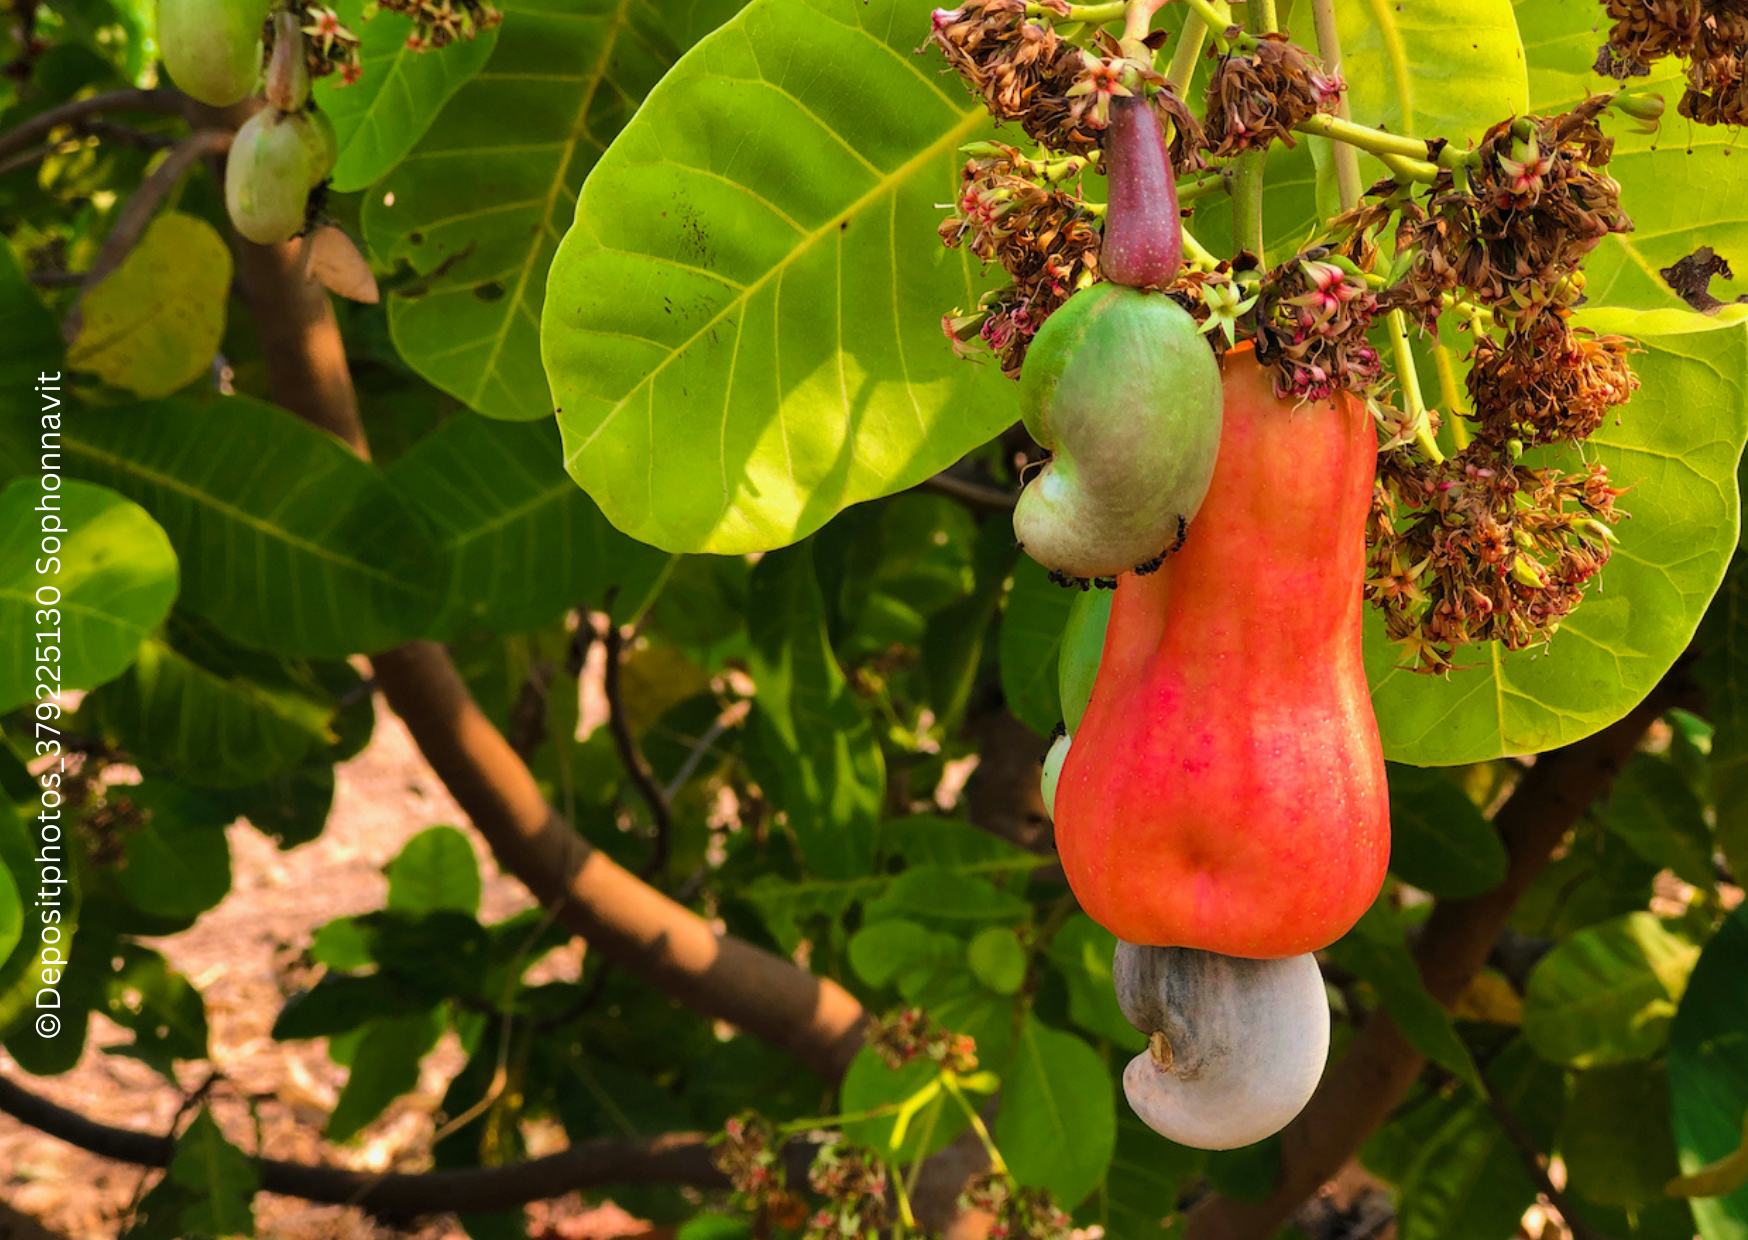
1113,941,1330,1150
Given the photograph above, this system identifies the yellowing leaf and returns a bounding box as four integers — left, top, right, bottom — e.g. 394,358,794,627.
67,212,230,399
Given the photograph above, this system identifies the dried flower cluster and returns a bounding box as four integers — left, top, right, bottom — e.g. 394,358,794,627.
1203,34,1343,156
716,1117,894,1240
369,0,503,52
1373,102,1632,327
1466,313,1638,445
960,1172,1079,1240
866,1007,980,1073
938,144,1103,374
1599,0,1748,125
1249,256,1382,400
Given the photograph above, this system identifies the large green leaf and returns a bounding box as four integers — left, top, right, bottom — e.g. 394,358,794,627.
996,1016,1116,1208
1516,0,1748,313
1559,1062,1684,1211
744,544,884,877
386,825,481,916
1669,904,1748,1240
1385,764,1508,898
1045,914,1147,1052
0,239,62,399
314,0,498,192
364,0,744,420
0,843,17,977
0,479,179,712
328,1007,447,1142
1602,754,1716,890
1334,0,1528,150
385,413,672,636
85,617,337,789
1367,308,1748,763
543,0,1015,554
1523,911,1702,1067
111,783,232,920
47,396,447,658
1702,556,1748,880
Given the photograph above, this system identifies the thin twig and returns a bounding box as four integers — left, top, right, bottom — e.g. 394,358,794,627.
0,88,185,164
1309,0,1363,210
917,471,1017,513
63,128,232,343
1479,1078,1613,1240
602,617,676,883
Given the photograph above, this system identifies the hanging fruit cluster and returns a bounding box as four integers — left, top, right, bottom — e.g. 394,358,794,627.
154,0,495,246
925,0,1654,1151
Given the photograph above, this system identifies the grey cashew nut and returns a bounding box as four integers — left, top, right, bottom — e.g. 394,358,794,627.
1113,941,1330,1150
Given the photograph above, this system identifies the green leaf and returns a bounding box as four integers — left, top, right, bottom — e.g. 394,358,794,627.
1000,560,1073,738
112,782,232,919
1044,914,1146,1052
1602,755,1716,891
1385,764,1508,898
744,545,884,877
1092,1055,1205,1238
863,867,1030,929
48,396,447,658
848,918,960,991
1368,308,1748,763
0,239,63,397
839,1050,967,1162
1523,911,1702,1067
327,1007,446,1142
0,478,179,712
544,0,1014,554
385,413,672,636
997,1016,1116,1208
386,825,481,915
967,927,1027,996
85,617,336,789
314,0,497,192
365,0,743,420
1559,1062,1683,1211
168,1110,258,1239
1386,1040,1564,1240
1324,900,1484,1092
0,852,17,976
1669,903,1748,1239
103,944,209,1081
1701,556,1748,881
272,974,417,1040
65,212,230,398
1334,0,1528,154
216,763,336,850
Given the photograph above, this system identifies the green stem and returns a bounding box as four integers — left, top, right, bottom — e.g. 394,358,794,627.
1432,339,1472,451
942,1074,1009,1175
1122,0,1166,44
1308,0,1362,210
1182,0,1240,48
774,1102,904,1135
1228,0,1274,260
1028,0,1126,21
1181,223,1220,270
1388,309,1443,464
1164,12,1208,93
1377,150,1440,184
893,1174,918,1235
1177,168,1229,203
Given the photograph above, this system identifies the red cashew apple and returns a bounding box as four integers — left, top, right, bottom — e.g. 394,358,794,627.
1053,344,1389,957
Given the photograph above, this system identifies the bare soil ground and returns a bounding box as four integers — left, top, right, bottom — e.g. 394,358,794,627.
0,702,640,1240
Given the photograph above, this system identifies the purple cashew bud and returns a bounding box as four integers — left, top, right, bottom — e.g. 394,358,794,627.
1101,94,1183,289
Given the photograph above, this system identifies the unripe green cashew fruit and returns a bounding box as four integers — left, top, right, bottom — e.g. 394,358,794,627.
224,108,318,245
1113,941,1330,1150
1040,731,1070,817
157,0,272,108
1013,283,1223,582
1054,346,1389,958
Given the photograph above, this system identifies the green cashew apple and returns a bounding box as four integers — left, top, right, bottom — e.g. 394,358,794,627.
158,0,272,108
224,108,318,245
300,107,338,183
1014,283,1223,583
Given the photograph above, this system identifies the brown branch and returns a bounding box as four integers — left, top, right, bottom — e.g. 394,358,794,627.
602,617,675,882
61,128,232,343
1184,663,1698,1240
0,1071,738,1214
0,88,185,164
216,146,867,1082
